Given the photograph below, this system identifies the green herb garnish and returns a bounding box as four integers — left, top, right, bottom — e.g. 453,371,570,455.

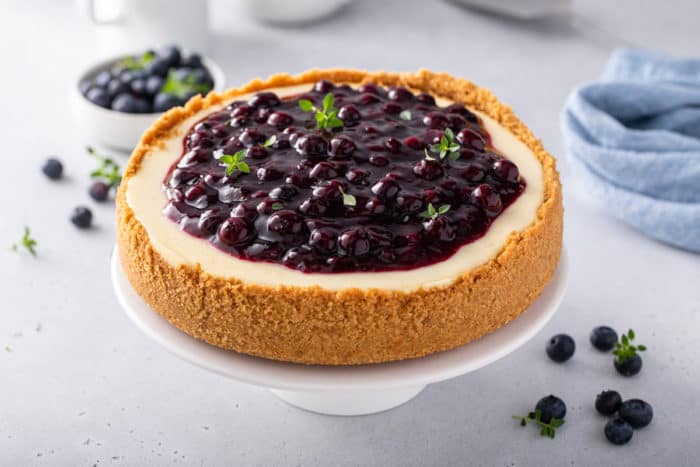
419,203,450,219
161,69,211,99
87,146,121,188
263,135,276,147
217,150,250,176
399,110,412,121
299,93,344,130
11,226,37,257
613,329,646,363
118,51,155,71
513,410,565,439
271,202,284,211
338,187,356,207
424,128,461,161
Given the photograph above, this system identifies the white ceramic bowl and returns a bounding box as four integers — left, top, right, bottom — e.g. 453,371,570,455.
72,53,225,152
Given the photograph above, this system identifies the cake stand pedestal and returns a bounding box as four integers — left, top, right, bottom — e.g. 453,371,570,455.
111,249,567,416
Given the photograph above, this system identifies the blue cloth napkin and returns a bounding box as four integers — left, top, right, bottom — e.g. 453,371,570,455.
561,48,700,253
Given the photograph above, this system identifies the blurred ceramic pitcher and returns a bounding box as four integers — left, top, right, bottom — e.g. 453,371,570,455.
76,0,209,58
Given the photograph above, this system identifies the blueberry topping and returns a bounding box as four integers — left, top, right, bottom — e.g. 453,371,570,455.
41,158,63,180
595,390,622,416
614,354,642,376
70,206,93,229
604,418,634,445
546,334,575,362
590,326,618,352
535,395,567,423
618,399,653,428
162,82,525,273
88,181,110,202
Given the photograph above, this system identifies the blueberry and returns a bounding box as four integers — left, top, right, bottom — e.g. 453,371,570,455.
130,78,147,97
535,395,566,423
144,57,170,77
218,217,249,246
88,181,110,202
604,418,633,445
595,390,622,416
94,70,112,88
70,206,93,229
79,80,92,96
618,399,653,428
118,69,137,85
192,68,213,87
145,75,164,96
153,93,182,112
107,78,130,98
41,158,63,180
173,67,195,82
614,354,642,376
86,87,111,108
546,334,575,362
590,326,618,352
181,53,202,68
160,44,182,67
111,93,151,113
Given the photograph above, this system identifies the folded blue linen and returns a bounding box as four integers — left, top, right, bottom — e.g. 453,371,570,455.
561,48,700,252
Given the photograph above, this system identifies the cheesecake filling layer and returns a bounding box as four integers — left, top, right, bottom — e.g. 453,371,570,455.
127,84,544,292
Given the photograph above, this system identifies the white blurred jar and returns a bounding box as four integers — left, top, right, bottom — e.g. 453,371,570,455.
235,0,352,25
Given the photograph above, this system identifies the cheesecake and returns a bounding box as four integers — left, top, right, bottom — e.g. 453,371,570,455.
116,69,562,365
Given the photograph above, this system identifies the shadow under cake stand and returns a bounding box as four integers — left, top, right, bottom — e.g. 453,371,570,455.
111,248,568,416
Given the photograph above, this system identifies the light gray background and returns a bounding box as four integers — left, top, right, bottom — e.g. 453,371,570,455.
1,1,699,465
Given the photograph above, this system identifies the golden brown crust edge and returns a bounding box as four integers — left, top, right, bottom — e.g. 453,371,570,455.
116,69,563,365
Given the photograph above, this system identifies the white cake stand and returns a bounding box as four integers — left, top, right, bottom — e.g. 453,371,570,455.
111,249,568,416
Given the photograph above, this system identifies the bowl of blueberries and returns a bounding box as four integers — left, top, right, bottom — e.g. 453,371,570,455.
73,44,225,151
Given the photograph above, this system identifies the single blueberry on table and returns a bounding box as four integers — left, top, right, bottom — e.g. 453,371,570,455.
535,395,566,423
618,399,653,428
41,158,63,180
590,326,618,351
546,334,576,362
595,390,622,416
88,181,110,202
70,206,93,229
614,354,642,376
604,418,633,445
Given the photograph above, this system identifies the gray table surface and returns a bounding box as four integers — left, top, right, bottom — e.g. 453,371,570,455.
1,1,699,465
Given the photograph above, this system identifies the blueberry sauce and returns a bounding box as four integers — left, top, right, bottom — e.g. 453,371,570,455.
162,81,526,273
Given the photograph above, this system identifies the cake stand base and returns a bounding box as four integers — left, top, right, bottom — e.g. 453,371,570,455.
111,247,567,416
271,385,426,416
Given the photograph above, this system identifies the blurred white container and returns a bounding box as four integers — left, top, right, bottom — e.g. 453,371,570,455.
76,0,210,58
237,0,352,25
